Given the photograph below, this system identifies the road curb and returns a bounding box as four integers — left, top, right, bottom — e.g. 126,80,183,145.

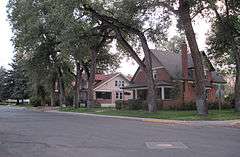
46,110,240,127
47,110,145,121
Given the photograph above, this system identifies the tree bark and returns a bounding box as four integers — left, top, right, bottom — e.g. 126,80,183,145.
50,80,55,107
138,33,157,112
179,0,208,115
233,38,240,111
116,30,157,112
73,62,82,108
58,67,66,106
87,49,97,108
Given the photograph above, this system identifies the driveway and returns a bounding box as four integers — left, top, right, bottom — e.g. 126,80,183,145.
0,106,239,157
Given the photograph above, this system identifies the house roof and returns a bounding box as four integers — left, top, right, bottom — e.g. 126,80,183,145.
94,73,131,90
94,73,119,88
123,80,173,89
150,49,225,83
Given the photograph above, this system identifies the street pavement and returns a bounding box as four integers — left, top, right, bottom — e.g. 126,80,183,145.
0,106,239,157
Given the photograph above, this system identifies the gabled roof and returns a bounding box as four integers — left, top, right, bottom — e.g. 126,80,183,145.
94,73,131,90
150,49,225,83
94,73,119,88
151,49,193,80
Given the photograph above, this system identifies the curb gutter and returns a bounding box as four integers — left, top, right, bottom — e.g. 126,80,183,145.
46,110,240,127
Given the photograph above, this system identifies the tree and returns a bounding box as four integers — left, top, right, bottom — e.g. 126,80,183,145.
7,0,72,106
7,0,121,107
134,0,207,115
10,55,29,104
0,67,9,101
54,0,120,107
82,1,170,112
82,0,209,113
157,35,185,53
206,0,240,111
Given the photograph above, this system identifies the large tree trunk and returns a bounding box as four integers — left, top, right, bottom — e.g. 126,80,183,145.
87,49,97,108
50,80,55,107
73,62,82,108
179,0,208,115
58,67,66,106
233,39,240,111
116,30,157,112
138,33,157,112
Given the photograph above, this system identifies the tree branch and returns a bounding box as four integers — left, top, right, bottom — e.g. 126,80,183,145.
154,0,179,15
115,29,146,70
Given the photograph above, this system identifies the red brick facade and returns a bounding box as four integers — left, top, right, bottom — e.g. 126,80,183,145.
130,43,224,108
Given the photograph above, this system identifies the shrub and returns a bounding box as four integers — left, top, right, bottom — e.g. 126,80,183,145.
116,99,163,111
93,101,101,108
30,96,41,107
127,99,147,110
115,100,124,110
225,93,235,108
179,102,196,111
208,102,232,110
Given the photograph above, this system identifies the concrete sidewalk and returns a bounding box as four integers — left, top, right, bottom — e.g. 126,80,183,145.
47,110,240,128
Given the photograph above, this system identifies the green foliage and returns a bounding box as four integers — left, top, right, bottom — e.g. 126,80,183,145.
117,99,163,111
207,1,240,75
115,100,124,110
30,96,42,107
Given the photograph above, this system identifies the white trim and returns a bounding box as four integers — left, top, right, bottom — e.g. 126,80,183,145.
135,89,137,99
161,87,165,100
133,87,148,90
95,90,112,92
160,86,174,88
152,66,164,70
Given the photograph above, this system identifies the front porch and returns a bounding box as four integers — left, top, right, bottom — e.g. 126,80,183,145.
131,86,176,101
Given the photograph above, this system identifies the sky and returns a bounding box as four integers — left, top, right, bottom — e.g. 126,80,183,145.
0,0,14,69
0,0,211,76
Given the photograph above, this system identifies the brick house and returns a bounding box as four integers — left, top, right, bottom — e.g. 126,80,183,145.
125,43,226,109
80,73,133,107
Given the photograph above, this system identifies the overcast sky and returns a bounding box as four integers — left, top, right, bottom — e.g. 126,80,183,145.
0,0,14,69
0,0,211,76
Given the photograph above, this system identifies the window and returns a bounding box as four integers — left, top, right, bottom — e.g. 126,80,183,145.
116,92,119,99
115,81,118,86
116,92,123,100
156,88,162,99
96,92,112,99
124,92,131,96
164,88,175,100
206,88,210,100
164,87,177,100
153,70,157,79
120,92,123,99
121,81,124,87
204,68,208,79
188,69,194,79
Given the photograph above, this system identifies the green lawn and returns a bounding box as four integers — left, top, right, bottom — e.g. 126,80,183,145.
59,107,240,121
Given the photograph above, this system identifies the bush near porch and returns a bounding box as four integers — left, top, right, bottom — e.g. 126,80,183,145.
115,99,233,111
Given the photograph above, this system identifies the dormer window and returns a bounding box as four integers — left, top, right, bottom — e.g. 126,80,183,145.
204,68,208,79
188,69,194,79
121,81,124,87
153,70,157,79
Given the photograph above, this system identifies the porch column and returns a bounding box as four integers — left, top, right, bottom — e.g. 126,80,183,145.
135,89,138,99
161,87,165,100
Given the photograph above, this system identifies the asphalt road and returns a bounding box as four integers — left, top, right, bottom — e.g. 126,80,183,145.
0,106,239,157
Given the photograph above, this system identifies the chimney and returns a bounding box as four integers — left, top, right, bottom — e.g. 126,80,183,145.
181,43,188,80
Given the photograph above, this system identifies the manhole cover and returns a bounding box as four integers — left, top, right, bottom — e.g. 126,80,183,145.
145,142,188,150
